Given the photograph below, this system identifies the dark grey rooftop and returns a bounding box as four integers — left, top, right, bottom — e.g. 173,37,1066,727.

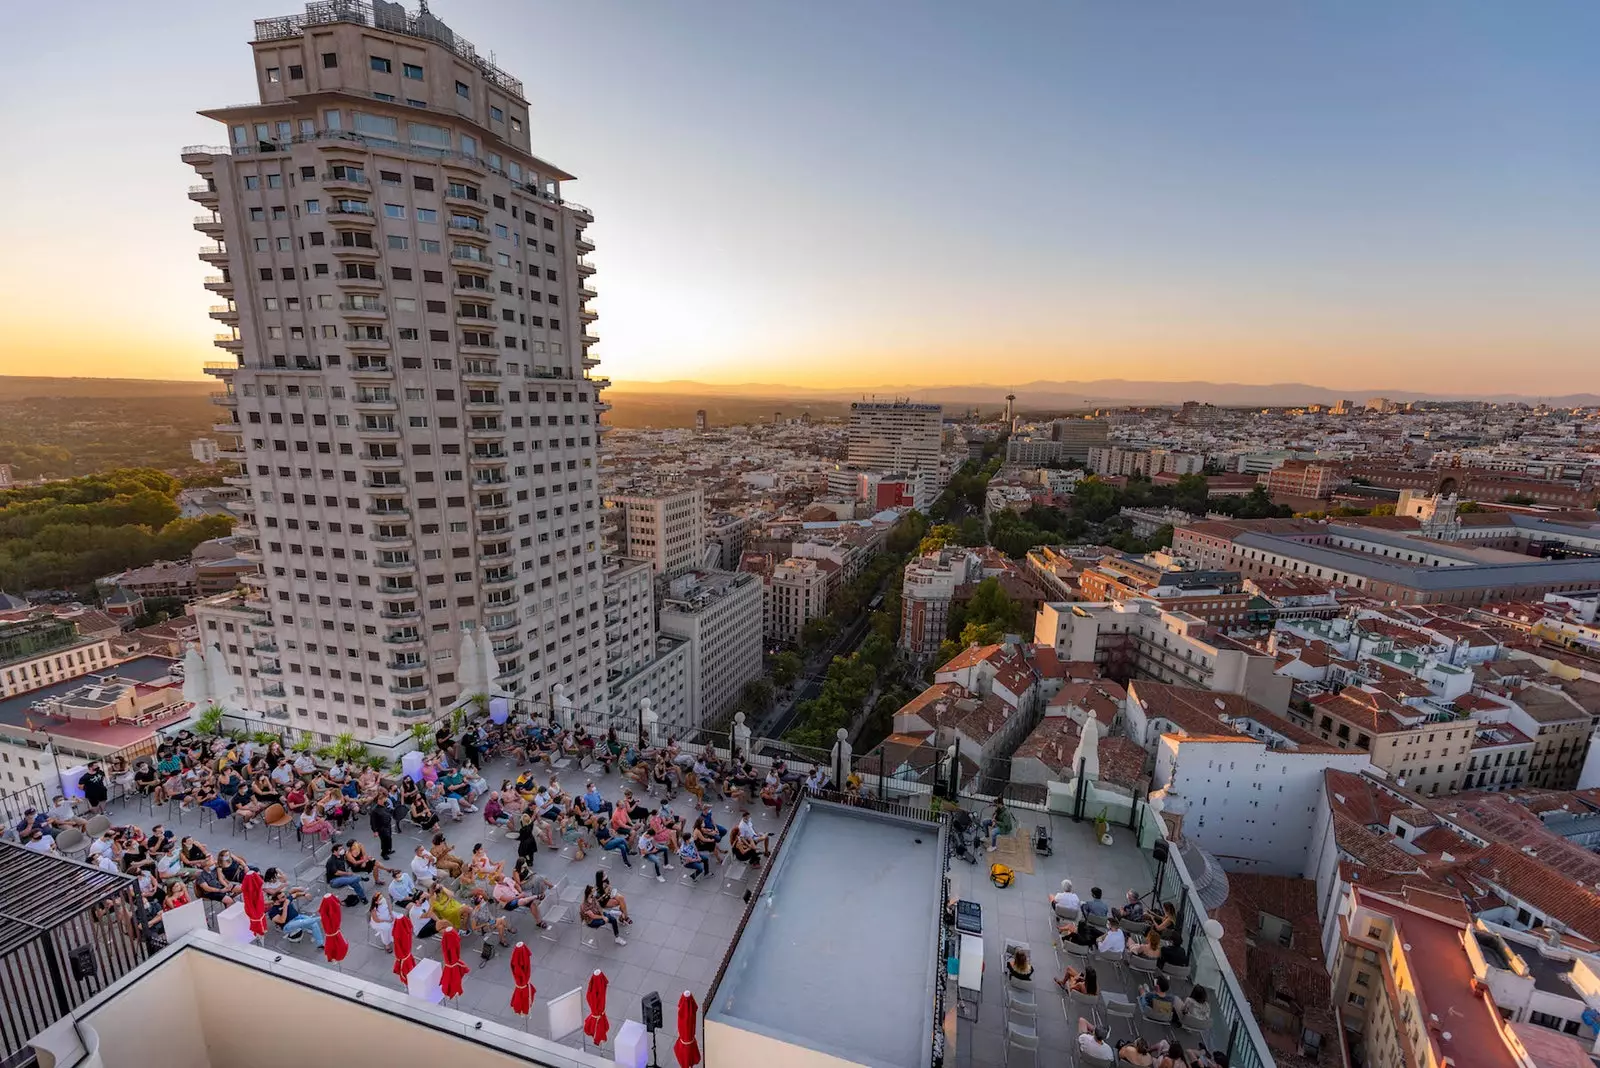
1518,945,1578,998
708,800,942,1068
0,657,179,729
1233,531,1600,591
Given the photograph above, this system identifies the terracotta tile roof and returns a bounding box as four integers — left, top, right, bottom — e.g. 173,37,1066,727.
1046,680,1126,727
1323,769,1386,824
1466,842,1600,941
893,682,973,731
1512,684,1588,724
1098,737,1151,790
1332,812,1425,875
1127,680,1249,739
936,643,1001,673
1013,716,1080,771
1309,688,1411,734
1207,874,1337,1068
949,692,1018,746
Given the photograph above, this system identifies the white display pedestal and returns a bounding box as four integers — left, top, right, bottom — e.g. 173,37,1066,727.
407,958,444,1002
216,901,256,945
401,751,425,783
613,1019,648,1067
60,765,88,800
160,900,207,940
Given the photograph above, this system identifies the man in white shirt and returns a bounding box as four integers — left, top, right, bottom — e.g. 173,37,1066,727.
410,846,438,884
1049,879,1080,913
1076,1020,1114,1062
88,831,117,865
23,830,57,854
1095,917,1127,956
269,762,294,788
293,751,316,776
736,811,770,849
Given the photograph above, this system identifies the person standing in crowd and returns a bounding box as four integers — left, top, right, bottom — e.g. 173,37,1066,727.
369,794,394,861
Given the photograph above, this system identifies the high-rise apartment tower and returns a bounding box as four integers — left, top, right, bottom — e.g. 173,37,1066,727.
847,402,943,473
187,2,608,742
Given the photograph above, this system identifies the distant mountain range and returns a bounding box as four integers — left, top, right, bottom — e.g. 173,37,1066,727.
606,378,1600,409
3,374,1596,410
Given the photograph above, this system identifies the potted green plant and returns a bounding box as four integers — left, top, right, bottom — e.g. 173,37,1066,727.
332,731,365,763
194,705,225,736
1094,807,1111,846
409,722,434,753
250,730,278,747
291,734,315,754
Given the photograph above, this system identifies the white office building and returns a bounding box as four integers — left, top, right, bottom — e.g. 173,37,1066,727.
610,487,705,576
847,402,943,473
187,3,607,743
659,570,764,728
603,556,693,735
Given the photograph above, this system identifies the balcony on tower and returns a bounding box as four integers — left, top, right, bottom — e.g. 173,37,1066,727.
321,167,370,193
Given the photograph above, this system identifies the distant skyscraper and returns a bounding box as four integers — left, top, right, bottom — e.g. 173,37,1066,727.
1049,417,1109,462
187,3,607,740
695,409,708,433
1004,393,1016,425
847,401,943,473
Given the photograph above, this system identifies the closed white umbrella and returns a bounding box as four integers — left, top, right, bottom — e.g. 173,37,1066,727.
182,643,210,708
456,627,484,699
204,643,235,713
476,630,499,696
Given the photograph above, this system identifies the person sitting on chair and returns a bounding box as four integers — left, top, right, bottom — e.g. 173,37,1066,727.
1119,1038,1154,1067
1050,879,1081,913
1176,986,1211,1028
1130,928,1162,960
1081,886,1111,920
580,885,627,945
1006,945,1033,981
1115,889,1146,923
979,800,1015,851
1055,964,1098,995
1139,975,1177,1022
1077,1019,1115,1062
1096,917,1127,955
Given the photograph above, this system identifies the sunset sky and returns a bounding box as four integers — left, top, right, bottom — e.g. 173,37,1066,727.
1,0,1596,392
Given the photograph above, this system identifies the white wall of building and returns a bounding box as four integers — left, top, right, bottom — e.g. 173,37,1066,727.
1155,736,1370,875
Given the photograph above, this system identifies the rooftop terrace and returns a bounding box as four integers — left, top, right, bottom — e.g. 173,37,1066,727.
44,732,1279,1068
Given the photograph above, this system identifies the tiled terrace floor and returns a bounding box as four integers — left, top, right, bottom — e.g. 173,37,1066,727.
105,755,773,1057
946,807,1234,1067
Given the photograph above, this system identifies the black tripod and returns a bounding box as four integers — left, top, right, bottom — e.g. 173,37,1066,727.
1140,839,1171,911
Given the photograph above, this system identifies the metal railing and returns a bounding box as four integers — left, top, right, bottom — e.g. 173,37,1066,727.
189,129,574,210
253,1,526,99
0,784,49,828
0,845,151,1061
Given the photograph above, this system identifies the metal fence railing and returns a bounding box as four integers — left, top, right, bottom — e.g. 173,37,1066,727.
0,844,151,1061
0,785,50,830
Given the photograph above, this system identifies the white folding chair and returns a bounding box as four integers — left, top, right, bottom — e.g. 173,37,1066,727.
1004,1019,1040,1067
721,860,750,897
